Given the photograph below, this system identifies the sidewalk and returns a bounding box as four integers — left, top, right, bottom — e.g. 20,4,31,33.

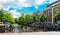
0,32,60,35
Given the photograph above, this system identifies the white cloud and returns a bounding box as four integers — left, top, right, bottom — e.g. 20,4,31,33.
0,0,57,9
0,0,47,9
35,0,46,5
9,10,21,18
0,0,57,18
49,0,57,3
35,6,38,9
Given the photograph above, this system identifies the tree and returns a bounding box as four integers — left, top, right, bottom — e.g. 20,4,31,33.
54,7,60,21
24,14,32,26
0,8,5,22
32,11,41,22
18,16,24,23
14,18,18,23
32,15,37,22
4,12,15,23
2,12,15,23
24,14,31,23
40,14,46,22
17,13,25,25
17,14,32,26
0,8,15,23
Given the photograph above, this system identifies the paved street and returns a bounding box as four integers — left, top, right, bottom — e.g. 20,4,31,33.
0,32,60,35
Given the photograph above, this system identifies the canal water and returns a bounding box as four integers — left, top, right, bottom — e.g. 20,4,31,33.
5,22,23,33
14,23,19,33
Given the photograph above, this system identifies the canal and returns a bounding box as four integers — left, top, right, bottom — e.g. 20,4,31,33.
14,23,19,33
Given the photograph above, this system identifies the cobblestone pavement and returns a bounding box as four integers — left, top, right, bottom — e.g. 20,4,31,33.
0,32,60,35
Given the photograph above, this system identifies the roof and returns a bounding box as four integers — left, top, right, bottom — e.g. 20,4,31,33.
47,1,60,7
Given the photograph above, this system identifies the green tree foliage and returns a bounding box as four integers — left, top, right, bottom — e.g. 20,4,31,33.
14,18,18,23
0,8,15,23
24,14,31,23
17,14,32,26
0,8,5,22
32,15,37,22
54,7,60,21
17,16,25,23
17,13,25,23
40,14,46,22
4,12,15,22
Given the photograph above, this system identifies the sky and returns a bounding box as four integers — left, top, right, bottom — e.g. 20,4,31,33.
0,0,57,18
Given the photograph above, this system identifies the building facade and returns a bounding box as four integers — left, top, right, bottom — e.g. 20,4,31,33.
44,1,60,23
32,11,41,22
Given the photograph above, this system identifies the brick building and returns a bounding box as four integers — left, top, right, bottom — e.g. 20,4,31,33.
44,1,60,23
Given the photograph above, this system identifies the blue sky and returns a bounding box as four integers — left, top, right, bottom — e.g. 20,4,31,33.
0,0,57,18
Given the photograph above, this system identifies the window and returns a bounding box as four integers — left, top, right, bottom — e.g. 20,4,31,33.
54,7,57,12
